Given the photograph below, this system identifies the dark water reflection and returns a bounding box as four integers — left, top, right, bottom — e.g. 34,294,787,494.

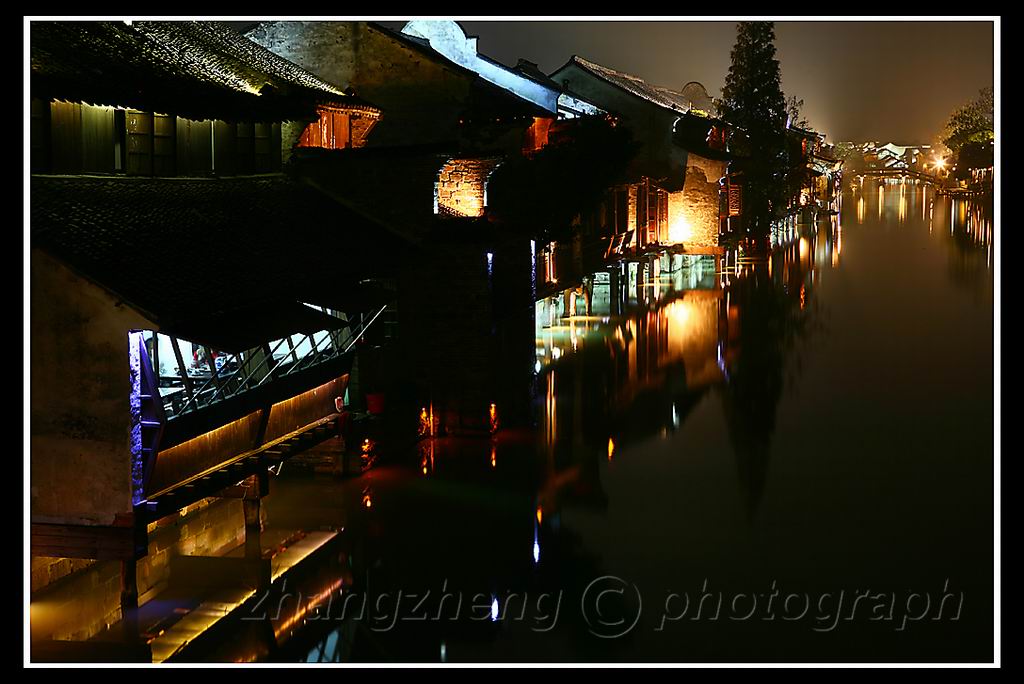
242,181,993,663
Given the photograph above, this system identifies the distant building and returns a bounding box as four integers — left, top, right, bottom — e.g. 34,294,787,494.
788,125,843,212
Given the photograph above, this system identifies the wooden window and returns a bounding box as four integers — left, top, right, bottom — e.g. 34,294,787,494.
298,107,352,149
175,118,213,176
49,101,82,174
153,113,176,176
125,110,152,176
124,110,176,176
614,188,629,235
114,109,126,172
728,183,742,217
80,105,115,173
657,189,669,242
254,122,273,172
212,121,236,176
235,121,255,174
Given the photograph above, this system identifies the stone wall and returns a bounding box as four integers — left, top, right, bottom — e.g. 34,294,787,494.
31,250,154,525
435,157,501,218
668,154,727,251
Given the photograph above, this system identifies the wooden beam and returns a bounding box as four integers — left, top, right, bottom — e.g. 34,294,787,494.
169,336,194,401
31,523,146,561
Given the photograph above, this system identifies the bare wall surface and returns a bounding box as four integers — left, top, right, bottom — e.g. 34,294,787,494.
31,250,154,525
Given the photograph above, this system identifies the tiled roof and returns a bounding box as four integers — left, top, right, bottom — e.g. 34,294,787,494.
31,174,408,344
568,56,694,114
30,21,378,123
514,59,560,89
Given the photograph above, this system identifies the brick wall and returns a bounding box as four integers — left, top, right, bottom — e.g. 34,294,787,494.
435,157,501,218
668,157,727,250
30,497,247,642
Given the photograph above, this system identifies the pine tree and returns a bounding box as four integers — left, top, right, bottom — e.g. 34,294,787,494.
720,22,790,245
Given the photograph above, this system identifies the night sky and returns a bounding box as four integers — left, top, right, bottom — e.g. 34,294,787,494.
383,20,994,144
234,20,995,144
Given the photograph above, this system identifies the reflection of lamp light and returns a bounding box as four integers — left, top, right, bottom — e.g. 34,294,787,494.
668,215,693,244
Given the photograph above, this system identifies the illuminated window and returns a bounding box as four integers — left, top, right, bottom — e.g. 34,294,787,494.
298,106,353,150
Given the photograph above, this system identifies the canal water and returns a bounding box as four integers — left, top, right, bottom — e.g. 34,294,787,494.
213,180,995,663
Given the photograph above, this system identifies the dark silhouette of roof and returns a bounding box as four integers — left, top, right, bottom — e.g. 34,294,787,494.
31,174,411,350
515,59,559,89
30,20,378,123
673,111,736,162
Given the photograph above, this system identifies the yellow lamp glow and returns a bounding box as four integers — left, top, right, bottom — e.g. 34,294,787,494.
668,215,693,244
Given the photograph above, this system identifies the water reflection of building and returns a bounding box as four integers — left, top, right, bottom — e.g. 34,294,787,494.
534,207,840,520
929,193,994,286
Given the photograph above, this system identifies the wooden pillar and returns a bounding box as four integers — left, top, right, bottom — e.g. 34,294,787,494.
243,496,262,561
609,266,620,317
243,474,271,591
120,558,139,640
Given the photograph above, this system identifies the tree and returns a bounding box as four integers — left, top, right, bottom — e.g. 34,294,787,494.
719,22,791,247
786,95,809,130
941,87,993,153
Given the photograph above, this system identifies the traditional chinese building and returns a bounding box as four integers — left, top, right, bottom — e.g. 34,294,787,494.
29,20,405,658
549,56,734,258
245,20,552,226
245,21,616,433
788,125,843,213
